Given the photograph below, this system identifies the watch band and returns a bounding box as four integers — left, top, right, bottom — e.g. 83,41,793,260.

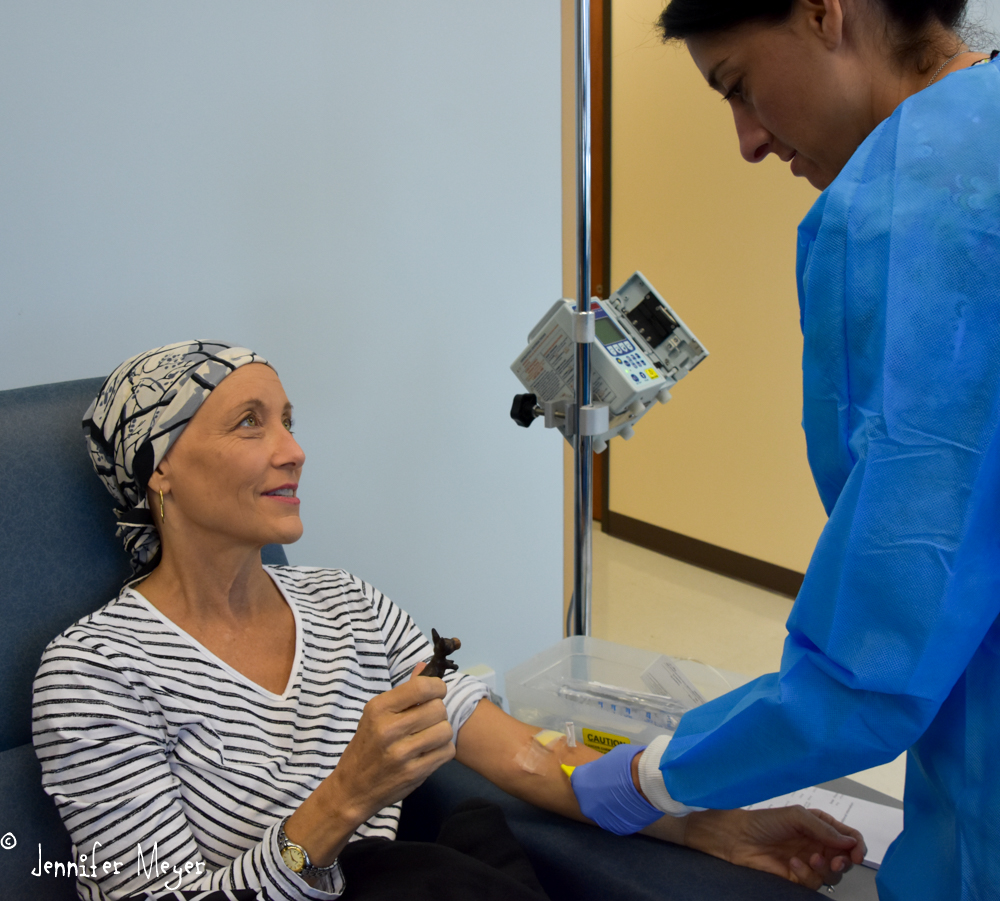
277,817,342,880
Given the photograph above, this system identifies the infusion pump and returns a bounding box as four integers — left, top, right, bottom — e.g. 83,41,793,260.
510,271,708,451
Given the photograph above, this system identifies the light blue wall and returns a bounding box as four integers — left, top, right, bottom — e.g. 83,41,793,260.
971,0,1000,36
0,2,564,683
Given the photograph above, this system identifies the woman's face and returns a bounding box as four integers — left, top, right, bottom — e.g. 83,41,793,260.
686,2,876,190
153,363,306,550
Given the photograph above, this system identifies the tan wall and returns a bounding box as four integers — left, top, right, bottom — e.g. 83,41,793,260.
596,1,827,575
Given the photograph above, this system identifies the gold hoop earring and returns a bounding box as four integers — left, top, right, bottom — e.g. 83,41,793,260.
159,489,165,523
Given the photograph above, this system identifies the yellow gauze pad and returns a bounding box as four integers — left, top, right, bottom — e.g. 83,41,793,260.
533,729,565,748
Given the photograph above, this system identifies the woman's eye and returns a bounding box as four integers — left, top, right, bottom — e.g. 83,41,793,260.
723,80,744,103
284,419,294,433
240,413,258,427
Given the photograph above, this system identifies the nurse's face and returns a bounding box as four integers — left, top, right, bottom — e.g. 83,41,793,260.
686,1,875,190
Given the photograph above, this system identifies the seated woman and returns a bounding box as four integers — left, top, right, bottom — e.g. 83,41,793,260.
32,341,865,900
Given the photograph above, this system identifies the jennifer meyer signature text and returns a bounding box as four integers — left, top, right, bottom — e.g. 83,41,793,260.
32,839,206,890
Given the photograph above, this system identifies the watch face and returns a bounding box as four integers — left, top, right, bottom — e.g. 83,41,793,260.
281,844,306,873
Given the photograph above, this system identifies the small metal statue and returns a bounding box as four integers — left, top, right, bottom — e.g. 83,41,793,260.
422,628,461,678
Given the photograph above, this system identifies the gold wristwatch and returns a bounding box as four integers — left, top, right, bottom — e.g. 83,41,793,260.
277,818,340,881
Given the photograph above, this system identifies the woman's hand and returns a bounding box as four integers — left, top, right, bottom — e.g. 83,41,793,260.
285,663,454,866
329,662,455,820
674,806,866,890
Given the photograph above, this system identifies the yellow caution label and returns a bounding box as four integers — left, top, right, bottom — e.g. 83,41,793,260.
581,727,631,754
646,368,659,380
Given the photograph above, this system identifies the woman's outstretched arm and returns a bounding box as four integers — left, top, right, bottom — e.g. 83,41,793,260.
454,698,864,890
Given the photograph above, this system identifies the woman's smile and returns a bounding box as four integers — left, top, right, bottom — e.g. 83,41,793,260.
263,483,300,504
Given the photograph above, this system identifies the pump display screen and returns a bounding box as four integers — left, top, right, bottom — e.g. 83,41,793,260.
595,315,636,358
595,317,625,346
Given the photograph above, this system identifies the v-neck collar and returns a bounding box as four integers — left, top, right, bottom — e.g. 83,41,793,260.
126,565,303,701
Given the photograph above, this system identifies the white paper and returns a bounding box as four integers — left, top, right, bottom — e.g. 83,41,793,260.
743,785,903,869
640,656,706,708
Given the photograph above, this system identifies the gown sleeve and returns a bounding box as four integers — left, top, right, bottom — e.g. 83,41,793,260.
32,635,342,901
657,67,1000,810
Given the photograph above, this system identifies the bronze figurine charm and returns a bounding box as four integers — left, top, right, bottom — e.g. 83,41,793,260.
422,628,461,678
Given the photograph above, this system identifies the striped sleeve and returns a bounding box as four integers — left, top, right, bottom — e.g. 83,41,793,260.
32,635,342,901
358,577,489,737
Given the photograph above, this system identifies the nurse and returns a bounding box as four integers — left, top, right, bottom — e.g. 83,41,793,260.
568,0,1000,897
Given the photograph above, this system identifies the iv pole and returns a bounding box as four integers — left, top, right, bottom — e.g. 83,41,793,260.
570,0,593,637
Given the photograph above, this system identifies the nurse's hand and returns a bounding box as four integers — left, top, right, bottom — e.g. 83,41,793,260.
677,806,867,889
569,743,664,834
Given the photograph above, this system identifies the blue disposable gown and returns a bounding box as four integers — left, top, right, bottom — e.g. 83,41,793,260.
657,57,1000,900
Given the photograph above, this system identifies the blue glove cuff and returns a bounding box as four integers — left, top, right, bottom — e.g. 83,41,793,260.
571,743,664,835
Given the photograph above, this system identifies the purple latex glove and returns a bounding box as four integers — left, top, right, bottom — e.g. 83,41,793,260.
570,744,663,835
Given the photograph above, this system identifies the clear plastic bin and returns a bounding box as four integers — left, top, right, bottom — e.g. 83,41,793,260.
505,636,749,752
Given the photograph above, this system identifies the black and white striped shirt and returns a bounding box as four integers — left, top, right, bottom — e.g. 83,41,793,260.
32,566,488,901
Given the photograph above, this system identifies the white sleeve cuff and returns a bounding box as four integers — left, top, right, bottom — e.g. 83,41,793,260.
638,734,706,817
442,671,491,737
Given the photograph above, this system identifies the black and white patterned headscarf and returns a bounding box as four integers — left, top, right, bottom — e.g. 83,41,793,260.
84,340,271,575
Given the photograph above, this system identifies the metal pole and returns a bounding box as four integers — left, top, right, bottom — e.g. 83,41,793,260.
571,0,593,637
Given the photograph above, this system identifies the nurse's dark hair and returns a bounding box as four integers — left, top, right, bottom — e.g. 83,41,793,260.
658,0,969,60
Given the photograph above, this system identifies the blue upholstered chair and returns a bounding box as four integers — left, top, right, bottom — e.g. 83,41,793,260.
0,377,820,901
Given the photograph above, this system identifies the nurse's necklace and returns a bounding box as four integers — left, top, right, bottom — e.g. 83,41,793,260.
926,49,977,86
